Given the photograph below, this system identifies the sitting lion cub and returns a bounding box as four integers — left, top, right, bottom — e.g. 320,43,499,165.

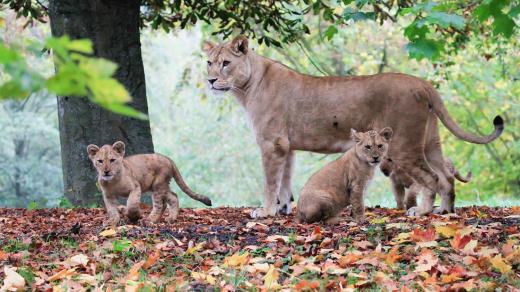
87,141,212,226
297,128,392,224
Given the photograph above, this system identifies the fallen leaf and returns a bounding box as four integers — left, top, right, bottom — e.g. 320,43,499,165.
263,265,280,289
69,254,89,267
435,225,458,238
143,250,160,269
0,266,25,291
489,255,512,274
191,271,216,285
224,252,250,267
185,242,205,255
126,261,145,281
451,234,472,250
411,228,436,242
48,268,77,282
294,280,320,290
415,250,438,272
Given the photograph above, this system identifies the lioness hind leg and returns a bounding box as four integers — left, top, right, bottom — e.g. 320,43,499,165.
390,175,406,210
405,183,420,209
165,191,179,223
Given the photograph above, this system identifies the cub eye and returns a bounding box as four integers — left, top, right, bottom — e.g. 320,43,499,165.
97,160,103,163
207,61,212,66
222,60,230,67
364,145,371,150
378,144,384,149
110,159,116,163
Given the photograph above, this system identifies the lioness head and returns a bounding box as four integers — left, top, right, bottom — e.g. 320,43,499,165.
87,141,126,182
351,128,393,165
202,35,251,93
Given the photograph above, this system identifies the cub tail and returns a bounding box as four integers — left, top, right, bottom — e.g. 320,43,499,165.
169,158,212,206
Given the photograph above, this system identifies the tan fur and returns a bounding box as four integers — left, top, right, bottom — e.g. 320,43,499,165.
203,36,503,218
87,141,211,226
380,157,472,212
297,128,392,224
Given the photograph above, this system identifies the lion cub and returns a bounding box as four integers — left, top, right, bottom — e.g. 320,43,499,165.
380,157,471,211
87,141,212,226
297,128,393,224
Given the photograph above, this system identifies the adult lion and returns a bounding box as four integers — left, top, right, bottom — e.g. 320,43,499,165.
203,35,504,218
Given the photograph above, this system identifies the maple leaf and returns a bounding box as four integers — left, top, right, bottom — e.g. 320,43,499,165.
384,246,401,266
223,252,250,267
450,234,472,250
414,250,438,272
305,226,323,243
0,266,25,292
191,271,216,285
411,228,436,242
434,224,458,238
294,280,320,290
489,255,512,274
338,253,363,267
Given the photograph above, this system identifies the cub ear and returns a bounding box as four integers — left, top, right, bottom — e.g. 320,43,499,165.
379,127,393,141
350,129,362,143
87,144,100,159
202,40,215,54
230,35,248,55
112,141,125,157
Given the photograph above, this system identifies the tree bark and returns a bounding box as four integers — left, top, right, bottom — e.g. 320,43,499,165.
48,0,154,206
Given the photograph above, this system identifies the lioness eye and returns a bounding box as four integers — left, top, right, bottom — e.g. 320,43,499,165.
365,145,371,150
207,61,212,66
97,160,103,163
110,159,115,163
222,60,230,67
378,144,383,148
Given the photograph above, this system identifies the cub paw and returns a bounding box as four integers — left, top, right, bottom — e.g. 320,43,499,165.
250,207,276,219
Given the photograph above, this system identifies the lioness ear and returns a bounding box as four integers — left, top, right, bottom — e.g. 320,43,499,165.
230,35,248,55
379,127,393,141
351,129,362,143
202,40,215,54
87,144,100,159
112,141,125,157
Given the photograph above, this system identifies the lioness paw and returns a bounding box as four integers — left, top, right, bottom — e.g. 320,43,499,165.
250,207,276,219
406,206,431,216
276,202,292,215
433,207,454,215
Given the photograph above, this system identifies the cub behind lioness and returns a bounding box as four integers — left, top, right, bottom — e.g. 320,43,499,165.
87,141,212,226
297,128,392,224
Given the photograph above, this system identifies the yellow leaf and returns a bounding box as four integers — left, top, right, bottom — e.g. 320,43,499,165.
370,217,389,224
48,268,77,282
435,225,457,238
185,242,205,255
99,229,116,237
263,265,280,289
489,255,512,274
1,266,25,291
224,252,250,267
191,271,216,285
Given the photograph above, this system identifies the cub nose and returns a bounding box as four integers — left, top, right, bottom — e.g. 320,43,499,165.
208,78,217,85
104,171,110,176
372,155,380,161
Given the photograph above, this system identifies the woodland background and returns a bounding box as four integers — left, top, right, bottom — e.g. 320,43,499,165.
0,1,518,209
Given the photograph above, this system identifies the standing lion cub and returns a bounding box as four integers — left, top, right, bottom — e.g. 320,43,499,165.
297,128,392,224
87,141,212,226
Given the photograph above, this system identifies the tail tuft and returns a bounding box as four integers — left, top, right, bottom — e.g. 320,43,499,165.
201,197,212,206
493,115,504,132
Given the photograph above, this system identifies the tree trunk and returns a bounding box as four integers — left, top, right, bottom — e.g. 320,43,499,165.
48,0,154,206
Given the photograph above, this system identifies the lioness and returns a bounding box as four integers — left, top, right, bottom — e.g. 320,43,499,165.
87,141,212,226
203,35,503,218
297,128,392,224
380,157,472,211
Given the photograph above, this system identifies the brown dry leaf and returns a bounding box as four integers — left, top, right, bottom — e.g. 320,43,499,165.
191,271,216,285
99,229,116,237
338,253,363,267
293,280,320,290
0,250,8,261
126,261,145,281
414,250,438,272
143,250,160,269
69,254,89,267
125,280,144,292
411,228,436,242
48,268,77,282
263,265,280,290
451,234,472,250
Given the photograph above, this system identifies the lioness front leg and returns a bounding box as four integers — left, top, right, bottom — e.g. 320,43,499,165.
126,186,142,223
103,193,121,227
277,151,294,215
251,140,288,219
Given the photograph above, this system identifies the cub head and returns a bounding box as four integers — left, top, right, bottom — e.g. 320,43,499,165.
87,141,126,182
351,127,393,166
202,35,251,94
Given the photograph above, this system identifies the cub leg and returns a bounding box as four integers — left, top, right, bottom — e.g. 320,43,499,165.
277,151,294,215
126,186,143,223
148,190,166,223
390,175,406,210
103,192,121,227
165,191,180,223
350,184,366,223
251,138,289,219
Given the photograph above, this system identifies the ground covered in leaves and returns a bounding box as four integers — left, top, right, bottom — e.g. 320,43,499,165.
0,206,519,291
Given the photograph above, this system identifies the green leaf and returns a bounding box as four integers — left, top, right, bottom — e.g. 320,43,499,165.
406,38,443,60
98,103,148,120
404,21,429,40
78,57,118,78
493,13,515,37
0,80,30,99
88,78,131,104
65,39,94,54
324,25,338,40
0,44,21,64
426,12,465,29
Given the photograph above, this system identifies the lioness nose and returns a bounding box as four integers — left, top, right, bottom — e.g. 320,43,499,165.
208,78,217,85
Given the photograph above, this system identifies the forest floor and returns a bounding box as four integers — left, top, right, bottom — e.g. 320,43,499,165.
0,206,519,291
